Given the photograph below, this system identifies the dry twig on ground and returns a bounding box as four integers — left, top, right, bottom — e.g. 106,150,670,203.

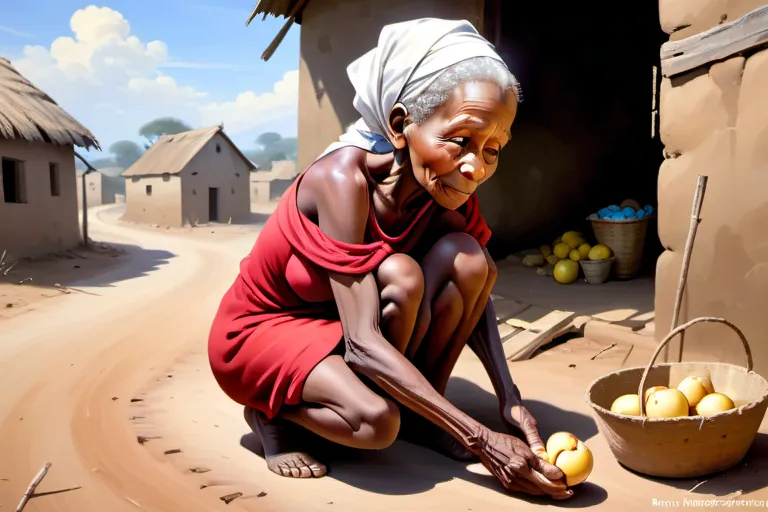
16,461,51,512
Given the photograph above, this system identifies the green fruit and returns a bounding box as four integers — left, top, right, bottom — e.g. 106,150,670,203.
554,259,579,284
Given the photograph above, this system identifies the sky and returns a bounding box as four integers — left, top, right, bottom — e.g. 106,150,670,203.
0,0,300,159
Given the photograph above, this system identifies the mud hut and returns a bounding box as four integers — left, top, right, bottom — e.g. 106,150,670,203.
250,159,299,205
0,57,99,259
121,125,255,227
76,166,125,208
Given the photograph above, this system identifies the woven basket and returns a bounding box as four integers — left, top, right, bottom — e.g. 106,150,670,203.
585,317,768,478
590,216,652,280
580,257,614,284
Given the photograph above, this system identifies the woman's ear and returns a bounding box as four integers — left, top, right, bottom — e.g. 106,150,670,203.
388,103,409,150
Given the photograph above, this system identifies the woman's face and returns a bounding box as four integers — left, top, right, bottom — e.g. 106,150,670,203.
402,81,517,210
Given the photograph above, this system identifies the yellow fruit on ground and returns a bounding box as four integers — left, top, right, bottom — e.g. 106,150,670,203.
578,243,591,259
540,245,552,258
644,386,668,404
562,231,585,249
646,388,689,418
544,432,593,487
588,244,612,261
553,242,571,260
522,254,546,267
677,376,715,409
546,254,559,266
553,259,579,284
610,394,641,416
569,249,582,262
696,392,735,417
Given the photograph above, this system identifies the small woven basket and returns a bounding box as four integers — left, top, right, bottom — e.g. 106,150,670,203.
589,215,652,280
580,257,614,284
585,317,768,478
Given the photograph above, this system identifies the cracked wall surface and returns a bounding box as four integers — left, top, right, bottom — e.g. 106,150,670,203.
655,2,768,378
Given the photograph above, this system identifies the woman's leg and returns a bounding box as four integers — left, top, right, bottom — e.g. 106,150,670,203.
248,355,400,478
410,232,490,393
375,253,424,353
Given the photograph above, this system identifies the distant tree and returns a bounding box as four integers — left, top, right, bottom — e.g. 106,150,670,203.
256,132,283,148
139,117,192,148
109,140,143,168
270,136,298,161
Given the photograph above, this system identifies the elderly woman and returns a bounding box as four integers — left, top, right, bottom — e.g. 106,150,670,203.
209,18,571,499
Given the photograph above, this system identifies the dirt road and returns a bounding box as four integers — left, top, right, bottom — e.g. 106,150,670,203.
1,206,766,511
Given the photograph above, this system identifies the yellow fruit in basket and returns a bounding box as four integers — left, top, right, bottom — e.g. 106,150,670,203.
644,386,668,403
588,244,612,261
578,243,591,259
677,376,715,409
610,394,641,416
546,254,559,266
543,432,593,486
646,388,689,418
553,259,579,284
562,231,585,249
540,245,552,258
569,249,582,262
695,392,735,417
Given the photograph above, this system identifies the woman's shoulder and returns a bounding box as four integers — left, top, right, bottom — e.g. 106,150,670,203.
300,147,371,210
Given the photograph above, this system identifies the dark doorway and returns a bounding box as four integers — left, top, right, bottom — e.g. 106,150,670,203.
481,1,667,274
2,158,26,203
208,187,219,222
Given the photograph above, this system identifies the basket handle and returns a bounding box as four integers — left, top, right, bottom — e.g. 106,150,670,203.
637,316,753,418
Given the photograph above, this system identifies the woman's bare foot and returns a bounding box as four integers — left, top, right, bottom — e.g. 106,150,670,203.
398,409,477,462
244,407,328,478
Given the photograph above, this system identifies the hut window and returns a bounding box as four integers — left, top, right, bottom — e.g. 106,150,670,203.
192,189,197,195
191,171,198,176
2,158,26,204
235,172,240,178
162,173,170,182
231,187,235,195
49,163,60,196
146,185,153,196
216,144,221,153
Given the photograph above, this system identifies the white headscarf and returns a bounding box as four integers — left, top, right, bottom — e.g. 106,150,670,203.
320,18,507,157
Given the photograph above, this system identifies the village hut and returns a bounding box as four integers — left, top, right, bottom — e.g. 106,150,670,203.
250,159,299,205
121,125,255,227
0,56,99,259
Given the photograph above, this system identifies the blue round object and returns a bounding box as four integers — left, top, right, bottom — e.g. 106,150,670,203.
644,205,654,213
598,207,611,219
636,209,647,219
611,213,626,220
608,205,621,212
621,206,636,218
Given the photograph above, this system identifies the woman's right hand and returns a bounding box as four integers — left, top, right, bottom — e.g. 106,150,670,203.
469,427,573,499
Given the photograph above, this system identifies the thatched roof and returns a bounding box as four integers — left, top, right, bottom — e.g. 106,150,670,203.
122,125,256,177
250,159,299,182
0,57,99,149
246,0,310,61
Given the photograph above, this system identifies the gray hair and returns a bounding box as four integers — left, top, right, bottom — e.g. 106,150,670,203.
402,57,521,124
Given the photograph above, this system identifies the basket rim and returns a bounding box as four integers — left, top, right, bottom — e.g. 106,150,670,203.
589,214,655,225
583,361,768,424
579,257,615,266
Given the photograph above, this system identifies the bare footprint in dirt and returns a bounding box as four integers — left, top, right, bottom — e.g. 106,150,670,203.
243,407,327,478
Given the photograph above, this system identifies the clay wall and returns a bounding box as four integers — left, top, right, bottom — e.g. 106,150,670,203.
0,139,80,259
655,1,768,378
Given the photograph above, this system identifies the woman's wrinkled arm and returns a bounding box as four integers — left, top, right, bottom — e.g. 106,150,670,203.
312,166,487,450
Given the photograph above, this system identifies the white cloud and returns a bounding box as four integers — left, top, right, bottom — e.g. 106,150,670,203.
11,5,297,149
0,25,34,39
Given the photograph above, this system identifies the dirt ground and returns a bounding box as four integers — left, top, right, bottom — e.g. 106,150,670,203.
0,204,765,512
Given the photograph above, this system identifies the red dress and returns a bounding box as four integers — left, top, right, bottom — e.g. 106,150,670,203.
208,165,492,419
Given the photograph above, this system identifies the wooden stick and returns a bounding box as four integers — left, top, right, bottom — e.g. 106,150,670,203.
259,0,309,62
664,174,708,363
16,461,51,512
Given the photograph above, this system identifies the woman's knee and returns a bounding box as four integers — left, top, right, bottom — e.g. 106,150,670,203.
378,253,425,307
358,396,401,449
432,233,489,286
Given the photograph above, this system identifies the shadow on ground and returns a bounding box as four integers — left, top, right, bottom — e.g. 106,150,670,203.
626,432,768,497
4,242,174,291
240,376,606,507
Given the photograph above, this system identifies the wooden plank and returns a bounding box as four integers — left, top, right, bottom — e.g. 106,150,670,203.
503,310,576,361
490,295,531,324
504,305,555,330
498,322,523,342
660,4,768,77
